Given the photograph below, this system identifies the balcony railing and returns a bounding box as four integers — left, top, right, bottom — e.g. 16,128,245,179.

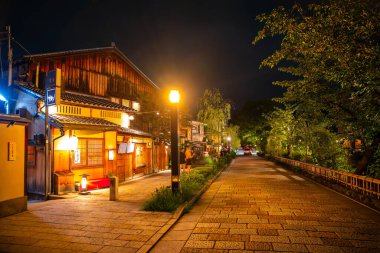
273,156,380,199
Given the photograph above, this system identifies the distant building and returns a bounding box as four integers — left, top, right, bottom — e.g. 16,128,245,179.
12,46,168,197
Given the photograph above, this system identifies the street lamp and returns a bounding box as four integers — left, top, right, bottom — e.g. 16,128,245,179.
169,90,180,193
226,136,231,152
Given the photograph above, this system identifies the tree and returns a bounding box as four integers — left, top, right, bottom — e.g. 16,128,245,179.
254,0,380,175
224,124,240,149
231,100,277,151
197,88,231,146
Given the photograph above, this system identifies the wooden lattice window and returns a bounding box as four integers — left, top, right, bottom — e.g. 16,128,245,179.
73,139,103,167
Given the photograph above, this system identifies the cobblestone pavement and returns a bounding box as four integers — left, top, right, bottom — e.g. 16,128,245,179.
152,157,380,253
0,171,173,253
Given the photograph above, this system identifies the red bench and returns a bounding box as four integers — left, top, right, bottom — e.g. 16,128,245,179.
87,178,110,190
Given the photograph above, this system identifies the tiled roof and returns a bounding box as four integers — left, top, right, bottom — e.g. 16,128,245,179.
49,114,118,128
14,81,135,112
118,127,152,138
62,92,135,112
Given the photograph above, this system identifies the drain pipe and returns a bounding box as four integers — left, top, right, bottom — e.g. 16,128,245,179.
51,126,65,195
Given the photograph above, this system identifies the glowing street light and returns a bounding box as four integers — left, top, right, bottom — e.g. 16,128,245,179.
169,90,180,104
169,89,180,193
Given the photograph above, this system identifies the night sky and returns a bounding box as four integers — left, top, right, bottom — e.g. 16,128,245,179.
1,0,301,111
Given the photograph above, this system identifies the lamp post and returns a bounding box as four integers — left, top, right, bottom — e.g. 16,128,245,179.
227,136,231,152
169,90,180,193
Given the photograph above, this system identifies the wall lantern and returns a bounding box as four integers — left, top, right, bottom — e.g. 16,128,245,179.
79,174,90,195
129,115,135,121
108,150,115,161
69,135,79,151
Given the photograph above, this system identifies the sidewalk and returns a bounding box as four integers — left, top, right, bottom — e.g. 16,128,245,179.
152,156,380,252
0,170,174,253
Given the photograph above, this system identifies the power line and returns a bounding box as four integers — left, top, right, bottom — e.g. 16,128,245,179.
12,37,32,56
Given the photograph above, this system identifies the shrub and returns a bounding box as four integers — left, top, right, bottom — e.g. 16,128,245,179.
144,151,235,212
143,186,182,212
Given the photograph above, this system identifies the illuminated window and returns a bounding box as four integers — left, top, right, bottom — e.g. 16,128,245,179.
72,139,103,167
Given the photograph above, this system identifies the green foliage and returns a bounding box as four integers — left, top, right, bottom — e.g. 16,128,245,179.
231,100,277,150
223,124,241,149
143,186,182,212
254,0,380,174
144,153,235,212
368,147,380,179
197,88,231,145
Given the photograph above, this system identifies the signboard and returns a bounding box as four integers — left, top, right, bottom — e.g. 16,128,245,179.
45,69,61,106
8,142,15,161
46,88,57,106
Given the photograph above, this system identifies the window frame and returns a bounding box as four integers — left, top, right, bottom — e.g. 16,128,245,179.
71,138,104,168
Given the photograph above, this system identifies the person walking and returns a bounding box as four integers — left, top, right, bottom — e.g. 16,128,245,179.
185,147,194,174
180,148,186,174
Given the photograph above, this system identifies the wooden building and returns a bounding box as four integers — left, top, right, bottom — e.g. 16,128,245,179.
13,46,168,197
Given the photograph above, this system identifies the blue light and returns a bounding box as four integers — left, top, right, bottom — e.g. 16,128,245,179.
0,93,7,102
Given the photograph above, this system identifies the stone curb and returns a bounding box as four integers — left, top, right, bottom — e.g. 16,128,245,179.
140,159,234,253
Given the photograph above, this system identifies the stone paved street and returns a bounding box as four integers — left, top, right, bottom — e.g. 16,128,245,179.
0,171,173,253
153,157,380,253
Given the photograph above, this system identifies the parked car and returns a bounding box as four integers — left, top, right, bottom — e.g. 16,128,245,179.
244,148,251,155
251,149,258,155
236,149,244,156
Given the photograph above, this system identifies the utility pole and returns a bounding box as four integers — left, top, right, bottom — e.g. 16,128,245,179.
6,26,12,87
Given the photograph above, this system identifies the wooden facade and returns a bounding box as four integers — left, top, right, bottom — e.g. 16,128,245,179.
20,47,158,101
14,46,168,196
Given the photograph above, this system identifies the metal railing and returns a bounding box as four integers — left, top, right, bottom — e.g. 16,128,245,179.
273,156,380,199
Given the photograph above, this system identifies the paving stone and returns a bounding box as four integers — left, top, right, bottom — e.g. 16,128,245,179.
196,223,221,228
184,240,215,248
247,223,283,229
162,230,193,241
214,241,244,249
207,234,250,242
117,234,151,242
64,242,103,252
188,234,209,241
272,243,308,252
257,229,279,236
151,240,186,253
278,229,308,236
245,241,272,251
193,228,229,234
350,240,380,248
98,245,137,253
229,228,257,235
33,239,70,249
249,235,290,243
321,237,354,247
307,244,345,253
307,231,338,238
220,223,246,229
289,236,323,244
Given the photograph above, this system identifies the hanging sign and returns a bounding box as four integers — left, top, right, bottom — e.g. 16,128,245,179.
45,69,61,106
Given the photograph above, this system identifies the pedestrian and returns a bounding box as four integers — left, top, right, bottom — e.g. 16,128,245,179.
185,147,194,174
180,148,186,174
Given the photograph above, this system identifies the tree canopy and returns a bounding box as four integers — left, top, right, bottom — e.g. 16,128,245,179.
253,0,380,175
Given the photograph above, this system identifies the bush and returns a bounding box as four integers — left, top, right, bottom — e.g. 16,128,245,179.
143,186,182,212
181,173,205,200
144,151,235,212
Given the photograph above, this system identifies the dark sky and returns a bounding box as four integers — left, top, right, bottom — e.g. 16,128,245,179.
0,0,299,110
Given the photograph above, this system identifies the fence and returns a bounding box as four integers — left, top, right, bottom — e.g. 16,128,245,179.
273,156,380,199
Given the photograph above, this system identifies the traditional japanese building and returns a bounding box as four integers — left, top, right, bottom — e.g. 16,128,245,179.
13,45,168,197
